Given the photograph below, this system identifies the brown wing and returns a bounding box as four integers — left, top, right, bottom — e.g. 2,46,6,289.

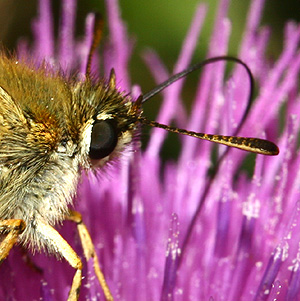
0,85,27,130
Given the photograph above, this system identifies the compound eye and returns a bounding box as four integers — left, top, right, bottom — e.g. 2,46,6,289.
89,119,118,160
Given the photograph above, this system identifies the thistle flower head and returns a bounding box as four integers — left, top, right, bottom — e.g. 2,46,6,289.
1,0,300,300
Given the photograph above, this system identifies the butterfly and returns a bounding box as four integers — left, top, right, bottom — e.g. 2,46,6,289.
0,14,278,301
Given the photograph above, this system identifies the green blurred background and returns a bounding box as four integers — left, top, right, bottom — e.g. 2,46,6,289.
0,0,299,160
1,0,299,90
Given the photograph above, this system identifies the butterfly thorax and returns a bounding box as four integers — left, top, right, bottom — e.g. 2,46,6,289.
0,55,139,251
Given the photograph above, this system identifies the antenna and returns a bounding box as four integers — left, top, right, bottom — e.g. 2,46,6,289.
139,117,279,155
84,14,279,156
85,13,104,79
139,56,279,156
142,56,253,103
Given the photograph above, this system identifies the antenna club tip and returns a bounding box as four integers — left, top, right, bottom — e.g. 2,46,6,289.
259,140,279,156
270,143,280,156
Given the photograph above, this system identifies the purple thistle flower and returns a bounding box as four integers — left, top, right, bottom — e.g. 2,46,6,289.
0,0,300,300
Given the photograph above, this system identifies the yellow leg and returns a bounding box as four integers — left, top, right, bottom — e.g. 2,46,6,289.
66,210,113,301
35,222,83,301
0,219,26,264
0,219,83,300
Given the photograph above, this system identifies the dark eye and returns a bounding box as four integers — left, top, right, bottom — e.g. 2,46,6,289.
89,119,118,160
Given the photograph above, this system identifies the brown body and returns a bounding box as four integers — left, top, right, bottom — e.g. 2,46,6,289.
0,54,139,300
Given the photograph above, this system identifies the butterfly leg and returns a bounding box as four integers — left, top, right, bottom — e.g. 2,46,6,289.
0,219,26,264
66,210,113,301
35,222,83,301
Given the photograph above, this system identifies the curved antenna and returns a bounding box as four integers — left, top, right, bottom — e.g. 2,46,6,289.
142,56,255,141
142,56,253,104
139,55,278,155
